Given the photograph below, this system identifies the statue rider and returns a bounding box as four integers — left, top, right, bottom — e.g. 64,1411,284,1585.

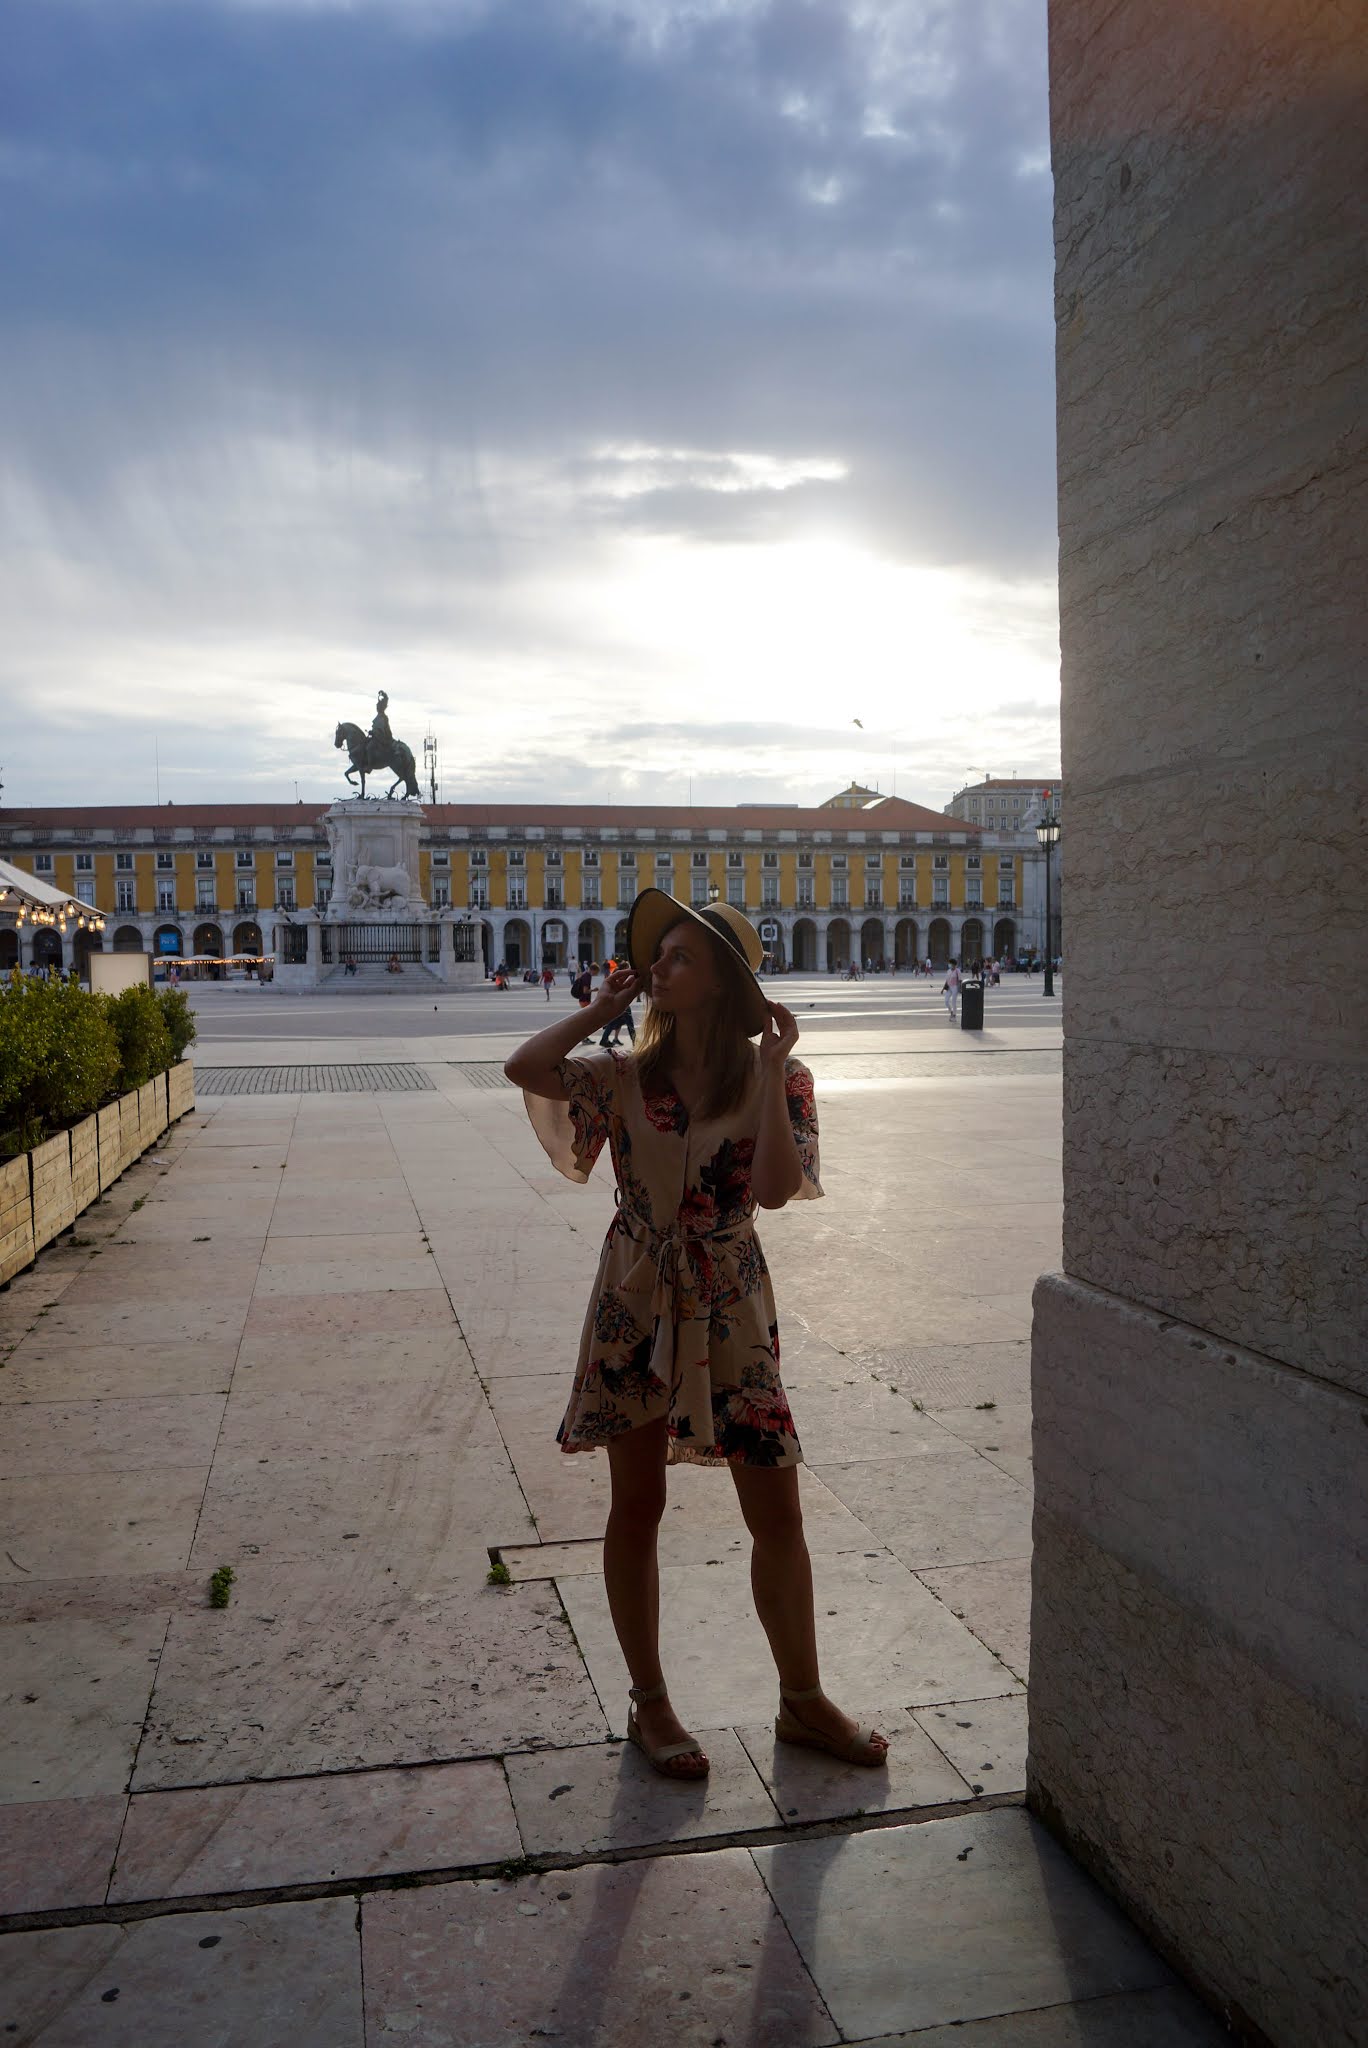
368,692,393,771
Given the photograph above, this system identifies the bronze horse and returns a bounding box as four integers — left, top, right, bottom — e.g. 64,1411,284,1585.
334,723,421,800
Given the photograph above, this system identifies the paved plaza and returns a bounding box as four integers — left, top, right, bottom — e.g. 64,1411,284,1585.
0,978,1227,2043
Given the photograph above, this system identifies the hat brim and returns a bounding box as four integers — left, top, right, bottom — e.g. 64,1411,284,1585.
625,889,771,1037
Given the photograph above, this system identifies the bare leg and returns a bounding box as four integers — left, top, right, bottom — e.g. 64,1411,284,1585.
731,1464,888,1758
604,1419,707,1773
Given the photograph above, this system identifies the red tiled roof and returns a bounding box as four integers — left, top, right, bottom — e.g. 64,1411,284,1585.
0,797,980,836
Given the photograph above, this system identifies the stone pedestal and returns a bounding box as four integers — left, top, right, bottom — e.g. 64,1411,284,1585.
1035,8,1368,2044
325,800,427,920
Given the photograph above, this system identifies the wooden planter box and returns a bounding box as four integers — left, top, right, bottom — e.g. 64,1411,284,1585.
137,1077,168,1148
0,1154,34,1286
3,1065,196,1287
69,1113,100,1216
30,1132,76,1254
97,1102,123,1193
167,1060,195,1122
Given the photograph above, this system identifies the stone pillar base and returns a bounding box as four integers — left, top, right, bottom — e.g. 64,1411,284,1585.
1029,1273,1367,2046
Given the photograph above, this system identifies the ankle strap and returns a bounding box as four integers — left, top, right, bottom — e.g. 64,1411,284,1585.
780,1685,823,1701
629,1682,667,1703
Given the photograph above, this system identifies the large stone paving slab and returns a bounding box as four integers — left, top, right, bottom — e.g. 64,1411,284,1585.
0,1338,238,1403
751,1809,1177,2039
134,1565,606,1788
0,1794,127,1914
0,1615,169,1802
559,1549,1021,1737
361,1850,838,2047
505,1729,781,1857
109,1758,519,1901
912,1695,1030,1798
230,1324,476,1393
187,1443,533,1575
735,1707,973,1826
0,1472,206,1581
0,1396,226,1477
848,1984,1232,2046
813,1449,1033,1571
919,1557,1032,1680
0,1895,363,2047
209,1380,502,1466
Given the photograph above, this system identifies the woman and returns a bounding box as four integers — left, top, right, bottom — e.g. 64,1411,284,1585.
505,890,888,1782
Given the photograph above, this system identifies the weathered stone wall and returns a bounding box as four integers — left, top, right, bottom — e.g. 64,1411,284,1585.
1035,3,1368,2042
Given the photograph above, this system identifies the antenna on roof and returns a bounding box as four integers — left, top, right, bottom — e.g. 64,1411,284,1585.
423,731,439,807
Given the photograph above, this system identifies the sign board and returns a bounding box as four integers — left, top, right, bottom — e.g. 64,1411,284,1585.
88,952,153,994
759,921,780,942
157,930,183,955
543,920,566,941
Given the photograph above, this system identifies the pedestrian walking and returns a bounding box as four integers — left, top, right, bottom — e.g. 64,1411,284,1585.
541,963,556,1001
943,960,961,1021
505,889,889,1783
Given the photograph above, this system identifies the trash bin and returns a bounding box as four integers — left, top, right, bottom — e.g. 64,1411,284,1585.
960,976,985,1031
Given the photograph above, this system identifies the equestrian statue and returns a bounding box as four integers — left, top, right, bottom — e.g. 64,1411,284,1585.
334,692,421,799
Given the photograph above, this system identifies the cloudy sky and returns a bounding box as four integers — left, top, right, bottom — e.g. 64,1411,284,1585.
1,0,1058,814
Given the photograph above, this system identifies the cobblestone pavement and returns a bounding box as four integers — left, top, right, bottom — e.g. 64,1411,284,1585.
0,1017,1228,2045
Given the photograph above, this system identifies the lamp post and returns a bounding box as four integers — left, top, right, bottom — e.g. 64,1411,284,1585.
1035,798,1061,997
708,882,720,904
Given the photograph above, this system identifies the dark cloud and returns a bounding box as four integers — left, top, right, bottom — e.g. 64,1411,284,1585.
0,0,1058,805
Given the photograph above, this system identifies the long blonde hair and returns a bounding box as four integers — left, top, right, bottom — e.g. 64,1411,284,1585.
633,934,755,1119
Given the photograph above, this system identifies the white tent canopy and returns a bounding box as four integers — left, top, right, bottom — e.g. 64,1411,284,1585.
0,856,106,935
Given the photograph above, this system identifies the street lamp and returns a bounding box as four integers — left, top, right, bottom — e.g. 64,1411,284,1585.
708,883,720,904
1035,798,1061,997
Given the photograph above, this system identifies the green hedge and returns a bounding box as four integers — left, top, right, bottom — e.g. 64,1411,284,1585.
0,975,197,1159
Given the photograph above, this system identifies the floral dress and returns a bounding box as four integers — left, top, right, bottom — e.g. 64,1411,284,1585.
524,1051,823,1467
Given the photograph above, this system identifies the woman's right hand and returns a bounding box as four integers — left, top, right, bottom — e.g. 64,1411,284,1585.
588,964,643,1019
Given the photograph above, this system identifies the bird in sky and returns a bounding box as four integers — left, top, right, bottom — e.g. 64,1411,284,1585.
852,718,864,729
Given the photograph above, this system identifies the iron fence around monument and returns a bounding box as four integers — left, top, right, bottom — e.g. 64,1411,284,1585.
329,922,436,965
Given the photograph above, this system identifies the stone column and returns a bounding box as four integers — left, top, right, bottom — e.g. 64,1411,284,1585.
1033,7,1367,2042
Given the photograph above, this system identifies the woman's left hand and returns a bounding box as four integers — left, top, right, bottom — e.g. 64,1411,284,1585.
759,1000,800,1071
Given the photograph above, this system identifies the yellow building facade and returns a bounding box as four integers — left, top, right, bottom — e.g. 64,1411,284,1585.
0,798,1036,976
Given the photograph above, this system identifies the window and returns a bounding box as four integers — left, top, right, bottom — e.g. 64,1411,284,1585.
156,852,174,871
831,854,847,871
197,851,214,870
583,848,599,868
236,881,256,909
763,851,778,869
726,873,745,907
196,877,216,908
691,874,709,906
546,877,563,908
470,847,487,868
277,882,296,911
796,876,814,908
157,882,176,911
508,847,525,867
115,853,135,873
75,853,93,873
236,850,254,869
275,851,294,869
470,876,490,910
432,879,450,909
797,851,813,870
933,854,948,871
727,851,743,868
967,854,981,870
864,879,882,908
33,854,53,873
655,851,672,874
582,875,601,908
76,879,96,906
830,874,849,907
692,851,708,868
508,877,527,909
762,875,779,907
116,880,136,911
545,848,561,867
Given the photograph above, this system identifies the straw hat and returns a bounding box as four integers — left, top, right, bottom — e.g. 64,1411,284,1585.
625,888,771,1036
